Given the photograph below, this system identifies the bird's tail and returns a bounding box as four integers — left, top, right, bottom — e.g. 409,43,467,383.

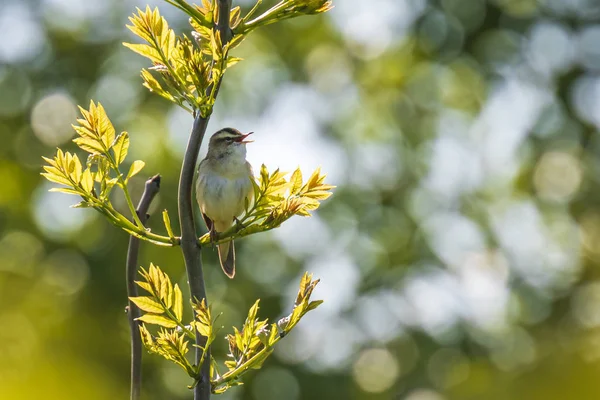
217,240,235,279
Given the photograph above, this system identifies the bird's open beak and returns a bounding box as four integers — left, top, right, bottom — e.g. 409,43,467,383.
236,132,254,144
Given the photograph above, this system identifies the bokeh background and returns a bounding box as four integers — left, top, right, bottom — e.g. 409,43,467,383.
2,0,600,399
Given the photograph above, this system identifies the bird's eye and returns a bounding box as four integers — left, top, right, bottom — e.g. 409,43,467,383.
225,137,234,143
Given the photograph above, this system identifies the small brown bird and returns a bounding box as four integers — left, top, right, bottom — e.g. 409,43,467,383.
195,128,254,278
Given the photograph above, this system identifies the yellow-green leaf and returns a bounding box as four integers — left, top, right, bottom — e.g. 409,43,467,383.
81,168,94,193
42,173,73,187
48,187,81,195
112,132,130,165
136,314,177,328
73,137,104,154
304,190,332,200
290,168,303,195
130,296,165,314
127,160,145,180
122,43,163,64
162,209,175,239
173,284,183,321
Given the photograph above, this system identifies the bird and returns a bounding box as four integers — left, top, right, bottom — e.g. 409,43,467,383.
196,127,254,278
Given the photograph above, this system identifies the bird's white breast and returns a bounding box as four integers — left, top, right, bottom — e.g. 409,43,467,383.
196,166,252,230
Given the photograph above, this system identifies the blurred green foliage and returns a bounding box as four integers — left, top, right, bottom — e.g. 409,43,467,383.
2,0,600,399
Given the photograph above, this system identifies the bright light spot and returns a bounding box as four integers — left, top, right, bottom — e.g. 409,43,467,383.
354,291,404,343
404,388,447,400
251,367,300,400
41,250,90,295
300,254,359,316
578,24,600,70
491,200,581,292
403,268,461,336
32,183,94,239
352,348,399,393
533,151,582,202
0,2,45,63
31,92,77,146
421,212,486,268
89,74,141,120
330,0,426,59
350,143,402,190
472,79,550,181
249,84,347,187
459,251,510,330
274,214,332,260
571,75,600,128
527,22,574,76
427,115,482,198
0,231,44,276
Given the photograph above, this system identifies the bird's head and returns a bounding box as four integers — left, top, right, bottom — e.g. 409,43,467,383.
207,127,253,160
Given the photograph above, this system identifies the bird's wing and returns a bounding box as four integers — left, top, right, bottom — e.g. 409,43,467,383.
202,212,213,231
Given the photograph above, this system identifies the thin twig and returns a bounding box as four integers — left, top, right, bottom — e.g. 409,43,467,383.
178,2,232,399
126,174,161,400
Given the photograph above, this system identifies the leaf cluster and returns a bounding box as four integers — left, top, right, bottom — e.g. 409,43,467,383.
199,166,334,245
41,102,175,246
133,264,322,394
124,5,242,117
134,264,219,382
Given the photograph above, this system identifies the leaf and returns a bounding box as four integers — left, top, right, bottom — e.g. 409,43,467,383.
173,284,183,321
48,187,81,195
304,190,332,200
127,160,145,180
290,168,303,195
306,300,323,312
95,103,116,149
80,168,94,193
162,209,175,238
122,43,163,64
130,296,164,314
225,57,243,69
42,173,73,187
137,314,178,328
112,132,130,165
73,137,104,154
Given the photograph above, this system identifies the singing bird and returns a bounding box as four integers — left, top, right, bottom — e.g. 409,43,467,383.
196,128,254,278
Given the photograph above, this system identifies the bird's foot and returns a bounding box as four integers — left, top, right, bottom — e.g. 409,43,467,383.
209,227,218,245
234,216,244,230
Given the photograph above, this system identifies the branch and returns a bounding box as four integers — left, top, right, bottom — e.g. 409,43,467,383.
178,3,232,399
126,174,161,400
178,115,210,400
217,0,233,44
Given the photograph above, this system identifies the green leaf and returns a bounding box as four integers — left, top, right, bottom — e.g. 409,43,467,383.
112,132,130,165
306,300,323,312
127,160,146,180
130,296,165,314
73,137,104,154
162,209,175,239
173,284,183,321
81,168,93,193
122,43,163,64
290,168,303,195
137,314,178,328
47,187,81,195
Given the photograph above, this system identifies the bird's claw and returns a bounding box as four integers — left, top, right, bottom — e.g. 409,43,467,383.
209,227,218,245
234,216,244,230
